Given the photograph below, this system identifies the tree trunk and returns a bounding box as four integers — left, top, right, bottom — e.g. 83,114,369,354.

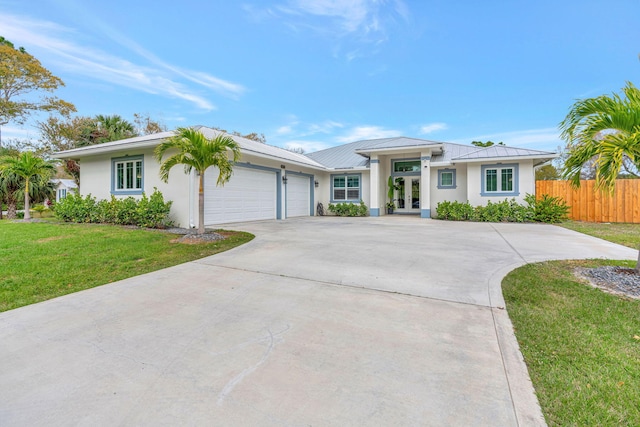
23,179,31,221
198,172,205,235
6,197,17,219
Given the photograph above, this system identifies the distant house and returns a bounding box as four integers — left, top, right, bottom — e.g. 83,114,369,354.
54,126,556,227
51,179,78,203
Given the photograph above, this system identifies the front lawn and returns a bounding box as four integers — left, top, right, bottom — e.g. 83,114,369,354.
0,221,253,312
560,221,640,249
503,259,640,426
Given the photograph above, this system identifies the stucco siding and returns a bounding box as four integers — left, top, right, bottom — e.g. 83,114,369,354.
466,159,535,206
430,166,468,213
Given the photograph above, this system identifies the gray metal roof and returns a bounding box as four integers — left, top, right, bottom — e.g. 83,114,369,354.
451,144,556,161
51,178,78,189
305,139,374,169
355,136,443,151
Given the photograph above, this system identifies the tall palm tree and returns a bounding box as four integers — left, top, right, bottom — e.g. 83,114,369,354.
154,128,241,234
560,82,640,271
560,82,640,193
0,169,21,219
0,151,55,220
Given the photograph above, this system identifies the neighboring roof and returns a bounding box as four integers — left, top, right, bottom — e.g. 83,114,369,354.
50,178,78,189
54,126,326,170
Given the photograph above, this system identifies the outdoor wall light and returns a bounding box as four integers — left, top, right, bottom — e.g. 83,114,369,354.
314,180,319,187
282,175,288,184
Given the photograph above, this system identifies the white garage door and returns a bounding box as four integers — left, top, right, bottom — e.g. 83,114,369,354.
286,174,310,217
204,166,277,224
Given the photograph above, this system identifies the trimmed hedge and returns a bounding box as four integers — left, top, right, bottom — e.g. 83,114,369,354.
54,188,173,228
435,194,569,223
328,200,368,217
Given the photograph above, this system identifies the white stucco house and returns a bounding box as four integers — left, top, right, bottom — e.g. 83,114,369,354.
54,126,556,228
51,178,78,203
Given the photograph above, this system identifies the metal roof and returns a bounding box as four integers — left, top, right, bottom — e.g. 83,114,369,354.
451,145,556,162
51,178,78,188
55,126,326,170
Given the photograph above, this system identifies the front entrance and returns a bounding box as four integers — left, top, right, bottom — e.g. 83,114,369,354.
394,176,420,213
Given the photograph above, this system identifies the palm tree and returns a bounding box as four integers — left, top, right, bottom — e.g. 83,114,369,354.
0,170,21,219
95,115,137,143
0,151,55,220
560,82,640,270
154,128,241,234
560,82,640,192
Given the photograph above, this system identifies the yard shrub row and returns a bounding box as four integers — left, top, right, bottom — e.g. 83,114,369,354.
435,194,569,223
54,189,173,228
328,200,369,217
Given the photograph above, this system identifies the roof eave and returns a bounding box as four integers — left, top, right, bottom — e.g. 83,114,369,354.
452,153,558,163
354,144,444,155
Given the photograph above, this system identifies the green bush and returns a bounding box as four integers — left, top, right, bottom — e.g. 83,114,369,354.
54,188,173,228
328,200,368,217
524,194,570,223
436,194,569,224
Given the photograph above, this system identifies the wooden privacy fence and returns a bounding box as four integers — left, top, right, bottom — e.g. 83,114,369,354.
536,179,640,223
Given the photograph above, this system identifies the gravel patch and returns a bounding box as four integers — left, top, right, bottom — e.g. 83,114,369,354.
575,266,640,299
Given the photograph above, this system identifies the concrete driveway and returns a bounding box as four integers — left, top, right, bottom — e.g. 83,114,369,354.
0,217,635,426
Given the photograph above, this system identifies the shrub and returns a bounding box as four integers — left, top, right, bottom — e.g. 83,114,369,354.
54,188,173,228
525,194,570,223
436,194,568,224
328,200,368,217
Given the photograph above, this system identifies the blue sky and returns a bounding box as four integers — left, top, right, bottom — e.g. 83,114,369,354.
1,0,639,153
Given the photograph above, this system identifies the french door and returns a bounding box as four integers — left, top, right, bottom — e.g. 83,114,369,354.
394,176,420,213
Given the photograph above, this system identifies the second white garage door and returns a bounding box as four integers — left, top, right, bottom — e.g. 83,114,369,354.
286,174,311,217
204,166,277,224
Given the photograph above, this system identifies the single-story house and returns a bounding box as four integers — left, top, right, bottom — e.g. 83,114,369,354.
54,126,556,227
51,178,78,203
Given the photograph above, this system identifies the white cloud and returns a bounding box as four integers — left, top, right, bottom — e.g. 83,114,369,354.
0,126,36,141
277,125,294,135
419,122,448,134
455,127,563,152
252,0,410,59
336,125,401,142
308,120,344,134
0,13,245,111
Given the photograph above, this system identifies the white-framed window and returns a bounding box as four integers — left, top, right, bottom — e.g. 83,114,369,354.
481,164,518,196
58,188,67,200
437,169,456,189
112,156,144,194
331,174,360,202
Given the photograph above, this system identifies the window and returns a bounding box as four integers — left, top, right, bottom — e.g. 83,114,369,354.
481,164,518,196
332,174,360,202
112,156,144,194
393,160,420,173
58,188,67,200
437,169,456,189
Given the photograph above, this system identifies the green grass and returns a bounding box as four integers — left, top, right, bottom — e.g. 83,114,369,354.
0,221,253,312
560,221,640,249
503,259,640,426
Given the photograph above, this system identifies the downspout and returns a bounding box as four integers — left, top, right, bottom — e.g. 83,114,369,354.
189,168,195,229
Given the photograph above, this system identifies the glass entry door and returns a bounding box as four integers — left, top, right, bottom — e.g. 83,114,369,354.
394,176,420,213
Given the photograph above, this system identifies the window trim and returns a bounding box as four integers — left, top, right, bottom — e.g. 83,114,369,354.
480,163,519,196
391,158,421,176
111,155,144,195
330,173,362,203
437,168,457,189
58,188,67,200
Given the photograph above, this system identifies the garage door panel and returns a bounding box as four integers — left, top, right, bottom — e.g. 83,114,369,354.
204,167,277,224
286,175,310,218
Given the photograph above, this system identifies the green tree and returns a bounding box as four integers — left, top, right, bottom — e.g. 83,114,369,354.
560,82,640,271
0,37,75,143
0,151,55,220
155,128,241,235
95,115,136,142
560,82,640,193
471,140,505,147
133,113,167,135
535,164,560,180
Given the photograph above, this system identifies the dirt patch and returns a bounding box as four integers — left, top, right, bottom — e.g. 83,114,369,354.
170,231,227,245
575,266,640,300
36,236,66,243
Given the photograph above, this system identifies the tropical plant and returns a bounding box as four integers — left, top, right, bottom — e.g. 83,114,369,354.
560,82,640,270
387,175,395,210
0,151,55,220
560,82,640,192
154,128,241,234
95,114,136,142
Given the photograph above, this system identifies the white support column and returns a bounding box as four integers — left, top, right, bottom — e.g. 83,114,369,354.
370,155,380,216
420,152,431,218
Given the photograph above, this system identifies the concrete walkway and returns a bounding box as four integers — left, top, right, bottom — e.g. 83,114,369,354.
0,217,635,426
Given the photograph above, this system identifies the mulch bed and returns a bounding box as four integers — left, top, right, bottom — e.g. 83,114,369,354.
575,266,640,300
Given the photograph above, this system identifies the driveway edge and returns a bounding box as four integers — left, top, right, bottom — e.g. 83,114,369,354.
489,263,548,427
